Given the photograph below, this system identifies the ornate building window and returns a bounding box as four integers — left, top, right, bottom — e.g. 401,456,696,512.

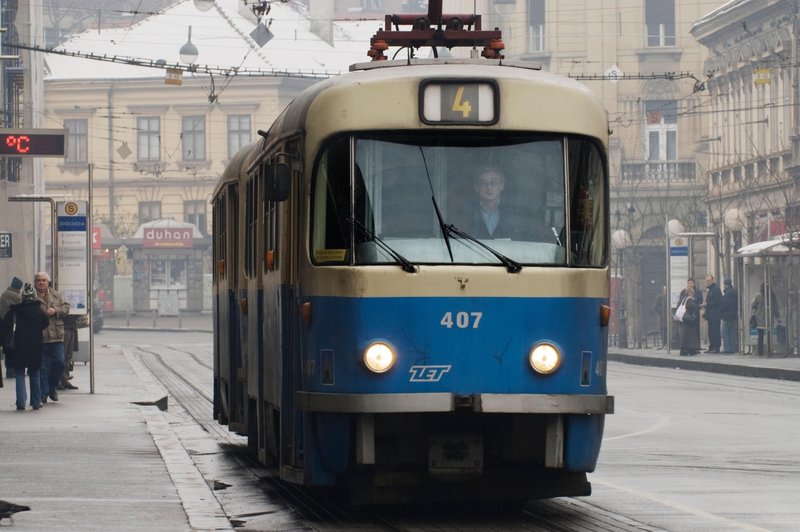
64,118,88,164
181,115,206,161
227,114,251,158
644,100,677,161
184,200,207,234
137,116,161,162
138,201,161,224
645,0,675,47
528,0,545,52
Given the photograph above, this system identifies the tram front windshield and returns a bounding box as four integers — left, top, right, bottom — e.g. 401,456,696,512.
311,133,606,268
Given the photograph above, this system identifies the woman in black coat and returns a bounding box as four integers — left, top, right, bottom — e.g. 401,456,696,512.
678,286,701,356
0,283,49,410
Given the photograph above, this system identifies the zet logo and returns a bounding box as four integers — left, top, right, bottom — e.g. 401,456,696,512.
409,365,451,382
64,202,79,215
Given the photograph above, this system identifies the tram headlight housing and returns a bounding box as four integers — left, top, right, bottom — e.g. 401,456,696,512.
363,341,396,373
528,343,561,375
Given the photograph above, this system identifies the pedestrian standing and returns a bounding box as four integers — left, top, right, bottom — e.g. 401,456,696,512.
703,274,723,353
0,283,48,410
678,285,701,356
751,282,779,357
0,277,23,381
678,278,703,345
720,278,739,354
58,314,79,390
34,272,69,403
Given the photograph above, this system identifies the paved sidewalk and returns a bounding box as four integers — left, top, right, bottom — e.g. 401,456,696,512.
0,343,229,531
609,345,800,381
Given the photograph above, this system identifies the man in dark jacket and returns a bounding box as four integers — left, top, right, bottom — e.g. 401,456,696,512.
721,278,739,353
0,283,49,410
34,272,70,403
0,276,23,380
703,274,723,353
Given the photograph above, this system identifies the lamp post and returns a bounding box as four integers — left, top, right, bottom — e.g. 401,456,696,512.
665,219,685,353
612,228,630,348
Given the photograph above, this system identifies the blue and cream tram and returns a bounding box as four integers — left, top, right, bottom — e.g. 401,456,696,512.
212,7,613,504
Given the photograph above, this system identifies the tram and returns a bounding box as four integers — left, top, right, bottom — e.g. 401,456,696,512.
212,2,614,504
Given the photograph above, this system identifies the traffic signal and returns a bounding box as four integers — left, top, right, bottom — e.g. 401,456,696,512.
0,128,66,157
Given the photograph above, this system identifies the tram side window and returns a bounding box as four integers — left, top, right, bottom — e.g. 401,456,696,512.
214,197,227,281
568,139,607,266
245,176,258,277
311,137,351,264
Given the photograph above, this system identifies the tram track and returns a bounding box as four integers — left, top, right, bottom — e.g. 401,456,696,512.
127,344,664,531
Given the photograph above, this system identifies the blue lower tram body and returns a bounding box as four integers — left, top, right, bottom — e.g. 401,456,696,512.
295,295,612,502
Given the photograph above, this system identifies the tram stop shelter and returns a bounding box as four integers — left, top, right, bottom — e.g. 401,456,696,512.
736,233,800,357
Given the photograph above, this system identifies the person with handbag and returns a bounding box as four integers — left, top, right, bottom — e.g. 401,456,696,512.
0,283,49,410
678,285,701,356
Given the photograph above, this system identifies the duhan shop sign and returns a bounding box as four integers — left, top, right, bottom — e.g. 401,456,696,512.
143,227,194,248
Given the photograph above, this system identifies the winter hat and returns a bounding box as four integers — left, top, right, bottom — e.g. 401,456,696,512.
10,277,23,290
21,282,36,300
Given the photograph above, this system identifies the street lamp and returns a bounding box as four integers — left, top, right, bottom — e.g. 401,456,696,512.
193,0,214,11
612,228,631,348
179,26,199,64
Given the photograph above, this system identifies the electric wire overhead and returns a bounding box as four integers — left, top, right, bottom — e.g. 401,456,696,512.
9,42,341,80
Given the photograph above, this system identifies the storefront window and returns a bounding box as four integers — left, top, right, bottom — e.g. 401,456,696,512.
150,257,187,287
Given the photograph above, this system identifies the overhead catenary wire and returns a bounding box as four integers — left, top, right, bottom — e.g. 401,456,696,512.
8,42,342,79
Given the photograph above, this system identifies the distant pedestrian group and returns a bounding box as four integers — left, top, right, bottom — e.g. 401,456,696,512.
672,275,740,357
0,272,80,411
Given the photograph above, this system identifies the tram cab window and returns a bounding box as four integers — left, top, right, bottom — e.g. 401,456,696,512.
310,133,607,268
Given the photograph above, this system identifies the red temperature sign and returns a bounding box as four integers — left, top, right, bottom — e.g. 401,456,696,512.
0,128,66,157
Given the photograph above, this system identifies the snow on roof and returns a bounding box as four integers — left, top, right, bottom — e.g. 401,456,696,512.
45,0,380,81
736,233,800,257
132,218,205,239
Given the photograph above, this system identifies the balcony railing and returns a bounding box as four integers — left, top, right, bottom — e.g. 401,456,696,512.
620,160,697,183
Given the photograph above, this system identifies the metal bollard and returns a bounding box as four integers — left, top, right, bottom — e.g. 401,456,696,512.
178,310,182,330
152,309,157,328
126,308,130,327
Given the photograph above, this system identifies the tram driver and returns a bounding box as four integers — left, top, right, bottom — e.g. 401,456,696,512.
460,166,552,242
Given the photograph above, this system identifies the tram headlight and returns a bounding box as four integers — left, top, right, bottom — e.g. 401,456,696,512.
528,343,561,375
363,341,396,373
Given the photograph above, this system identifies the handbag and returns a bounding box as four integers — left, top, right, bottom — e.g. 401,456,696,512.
674,299,687,322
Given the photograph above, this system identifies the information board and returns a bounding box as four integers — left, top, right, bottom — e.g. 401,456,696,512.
57,201,88,315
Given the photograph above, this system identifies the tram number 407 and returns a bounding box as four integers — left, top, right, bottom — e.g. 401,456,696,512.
440,311,483,329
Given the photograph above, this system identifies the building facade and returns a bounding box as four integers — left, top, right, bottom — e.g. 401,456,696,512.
1,0,45,285
691,0,800,356
41,0,372,312
479,0,726,346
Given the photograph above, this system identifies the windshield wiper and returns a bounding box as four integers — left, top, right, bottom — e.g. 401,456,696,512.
418,146,454,263
446,224,523,273
348,218,417,273
431,195,454,263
